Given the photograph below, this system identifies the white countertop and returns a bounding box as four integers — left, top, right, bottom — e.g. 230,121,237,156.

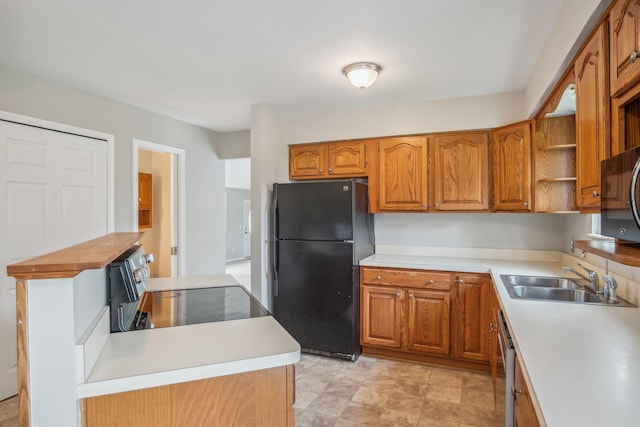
77,275,300,398
361,254,640,427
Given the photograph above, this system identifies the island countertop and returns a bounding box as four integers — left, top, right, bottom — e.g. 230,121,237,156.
78,274,300,398
360,253,640,427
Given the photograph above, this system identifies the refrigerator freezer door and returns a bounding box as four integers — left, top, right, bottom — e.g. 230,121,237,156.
275,181,354,241
273,240,357,356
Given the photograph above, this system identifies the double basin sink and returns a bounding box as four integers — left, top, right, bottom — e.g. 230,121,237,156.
500,274,636,306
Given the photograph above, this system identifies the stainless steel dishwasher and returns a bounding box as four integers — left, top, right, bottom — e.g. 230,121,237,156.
497,310,515,427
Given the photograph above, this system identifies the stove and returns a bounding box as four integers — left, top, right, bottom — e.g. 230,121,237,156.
108,245,268,333
133,286,269,330
108,245,154,332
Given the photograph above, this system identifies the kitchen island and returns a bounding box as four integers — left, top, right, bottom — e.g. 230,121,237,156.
6,233,300,427
360,251,640,427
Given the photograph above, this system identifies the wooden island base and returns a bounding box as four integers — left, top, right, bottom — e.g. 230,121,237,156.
82,365,295,427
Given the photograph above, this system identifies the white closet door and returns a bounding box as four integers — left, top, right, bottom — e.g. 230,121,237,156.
0,120,109,399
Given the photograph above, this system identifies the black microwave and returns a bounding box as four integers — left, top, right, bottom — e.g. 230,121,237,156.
601,146,640,243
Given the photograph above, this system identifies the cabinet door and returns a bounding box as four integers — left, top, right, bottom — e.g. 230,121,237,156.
455,274,490,362
327,141,367,176
361,285,403,348
430,132,489,211
492,122,532,211
407,289,450,355
514,357,541,427
138,173,152,229
610,0,640,97
378,136,428,211
575,23,610,212
138,173,152,209
289,144,327,179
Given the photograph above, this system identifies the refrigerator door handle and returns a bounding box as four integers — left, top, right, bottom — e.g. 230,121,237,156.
271,194,279,296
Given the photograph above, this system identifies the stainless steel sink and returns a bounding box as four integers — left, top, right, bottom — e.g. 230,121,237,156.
499,274,636,306
501,275,579,289
510,285,604,303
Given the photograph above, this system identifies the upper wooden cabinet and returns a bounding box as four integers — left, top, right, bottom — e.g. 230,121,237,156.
492,122,533,211
429,132,489,211
575,22,610,212
377,136,429,211
610,0,640,97
138,173,152,229
289,141,368,180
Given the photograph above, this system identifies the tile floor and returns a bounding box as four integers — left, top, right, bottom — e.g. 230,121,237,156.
0,354,504,426
0,395,17,427
295,353,505,427
225,258,251,289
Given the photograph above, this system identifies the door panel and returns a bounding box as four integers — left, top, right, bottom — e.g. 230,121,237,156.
273,240,356,355
0,120,109,399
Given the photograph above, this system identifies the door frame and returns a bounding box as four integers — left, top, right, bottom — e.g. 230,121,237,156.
133,139,186,276
0,110,115,232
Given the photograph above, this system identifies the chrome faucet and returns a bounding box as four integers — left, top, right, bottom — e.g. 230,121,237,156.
562,262,601,294
602,275,619,304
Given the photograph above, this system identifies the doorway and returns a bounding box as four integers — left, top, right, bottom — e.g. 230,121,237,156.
133,139,186,277
225,157,250,287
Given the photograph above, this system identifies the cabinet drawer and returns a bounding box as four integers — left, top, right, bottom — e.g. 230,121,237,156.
362,267,451,290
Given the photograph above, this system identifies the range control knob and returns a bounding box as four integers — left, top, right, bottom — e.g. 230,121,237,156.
143,253,154,264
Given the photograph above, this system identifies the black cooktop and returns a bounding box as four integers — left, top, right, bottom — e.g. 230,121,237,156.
133,285,269,330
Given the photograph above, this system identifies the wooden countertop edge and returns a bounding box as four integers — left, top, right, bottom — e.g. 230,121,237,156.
573,239,640,267
6,232,145,280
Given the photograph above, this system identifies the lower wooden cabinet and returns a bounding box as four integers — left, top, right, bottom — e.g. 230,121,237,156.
514,357,541,427
360,266,491,369
82,365,295,427
454,273,490,362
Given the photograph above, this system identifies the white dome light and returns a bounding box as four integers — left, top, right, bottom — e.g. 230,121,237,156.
343,62,382,89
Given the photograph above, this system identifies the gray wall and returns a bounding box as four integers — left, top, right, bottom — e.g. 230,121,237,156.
0,64,226,275
225,188,251,260
216,130,250,159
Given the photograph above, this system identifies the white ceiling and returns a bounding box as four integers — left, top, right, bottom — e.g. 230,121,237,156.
0,0,565,132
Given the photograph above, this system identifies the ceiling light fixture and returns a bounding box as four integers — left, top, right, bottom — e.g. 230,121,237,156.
343,62,382,89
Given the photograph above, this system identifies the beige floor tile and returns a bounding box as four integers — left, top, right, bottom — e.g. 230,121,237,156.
297,375,331,393
421,398,461,423
460,405,503,427
461,386,496,410
334,367,369,384
294,390,319,410
417,416,460,427
305,393,351,418
386,390,425,414
322,381,361,399
0,416,19,427
339,402,384,425
334,419,365,427
296,410,338,427
0,397,18,421
425,384,462,404
352,385,391,407
378,408,422,426
429,367,465,388
394,378,429,397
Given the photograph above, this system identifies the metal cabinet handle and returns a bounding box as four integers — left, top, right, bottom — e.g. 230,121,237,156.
396,291,401,297
459,279,465,285
328,168,333,172
523,201,528,207
376,276,381,281
435,202,440,208
409,292,414,298
593,191,600,199
428,279,434,284
631,50,638,63
511,386,524,396
319,169,323,173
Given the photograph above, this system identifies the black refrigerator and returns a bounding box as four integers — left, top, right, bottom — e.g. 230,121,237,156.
271,180,374,360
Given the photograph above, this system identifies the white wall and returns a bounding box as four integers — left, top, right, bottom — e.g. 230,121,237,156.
216,130,251,159
0,64,226,275
250,104,286,307
375,213,572,250
524,0,610,116
225,158,251,189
